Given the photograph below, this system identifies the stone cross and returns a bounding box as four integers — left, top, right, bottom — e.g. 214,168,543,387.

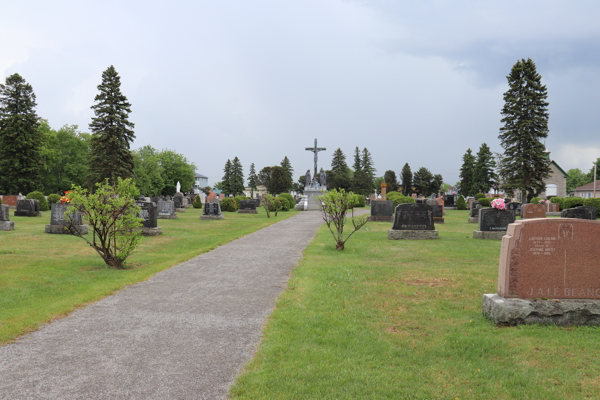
305,138,326,181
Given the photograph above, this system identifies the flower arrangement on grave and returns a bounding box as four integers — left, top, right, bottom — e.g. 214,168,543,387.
539,199,549,204
491,198,507,210
59,191,72,205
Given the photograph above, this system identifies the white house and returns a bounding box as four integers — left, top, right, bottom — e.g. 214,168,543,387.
571,181,600,199
193,174,209,195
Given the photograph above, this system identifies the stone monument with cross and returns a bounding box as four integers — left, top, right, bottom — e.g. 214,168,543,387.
298,138,328,211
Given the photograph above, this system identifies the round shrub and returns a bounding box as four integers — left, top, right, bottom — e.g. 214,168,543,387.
456,195,467,210
563,197,585,209
275,196,290,211
351,194,365,207
475,193,486,200
220,197,237,212
584,198,600,217
530,197,540,204
387,192,415,210
478,198,492,207
279,193,294,209
550,196,565,210
26,191,48,211
268,196,284,212
193,195,203,209
47,194,61,205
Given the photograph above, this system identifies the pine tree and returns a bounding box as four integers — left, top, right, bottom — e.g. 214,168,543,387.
383,170,398,192
352,147,362,172
498,58,551,202
431,174,444,195
0,73,42,194
330,148,351,191
413,167,433,197
361,148,375,187
401,163,412,196
248,163,258,198
88,66,135,185
222,159,233,195
473,143,498,194
459,148,476,197
280,156,293,191
231,157,245,195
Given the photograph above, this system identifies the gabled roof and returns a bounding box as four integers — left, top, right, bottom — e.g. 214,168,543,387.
573,181,600,192
551,160,568,179
195,173,208,178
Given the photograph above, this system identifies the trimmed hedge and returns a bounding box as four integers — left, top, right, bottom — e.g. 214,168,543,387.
47,194,61,205
475,193,486,200
456,195,467,210
563,197,585,209
478,198,492,207
26,191,49,211
279,193,295,210
584,198,600,217
221,197,238,212
387,192,415,210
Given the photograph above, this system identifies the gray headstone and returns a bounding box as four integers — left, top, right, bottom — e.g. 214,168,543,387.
173,193,184,209
371,200,393,217
50,203,82,226
425,199,442,218
136,201,158,228
15,199,39,217
392,203,435,231
478,208,515,232
0,204,9,221
471,204,481,217
157,200,176,216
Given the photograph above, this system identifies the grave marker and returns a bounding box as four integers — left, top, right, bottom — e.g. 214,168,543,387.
44,203,88,235
561,206,597,220
473,208,515,240
201,202,224,220
368,200,393,222
0,204,15,231
388,203,439,240
14,199,41,217
521,203,546,219
238,200,258,214
157,200,177,219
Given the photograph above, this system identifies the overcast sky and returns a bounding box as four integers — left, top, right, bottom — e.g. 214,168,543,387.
2,1,599,186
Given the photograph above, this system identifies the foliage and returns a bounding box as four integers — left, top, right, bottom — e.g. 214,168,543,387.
459,148,476,197
351,194,365,207
329,148,351,191
221,197,238,212
66,178,143,269
230,157,245,196
262,194,282,217
584,198,600,217
352,147,361,172
157,149,196,193
132,145,164,196
275,196,290,211
401,163,412,196
413,167,434,197
530,197,540,204
351,169,372,197
475,193,486,199
361,148,375,188
234,195,249,209
294,174,305,194
0,197,2,204
472,143,498,194
588,158,600,182
0,73,42,194
260,166,289,195
385,191,415,211
318,189,368,251
478,198,492,207
248,163,258,198
498,58,551,202
88,66,135,185
563,197,585,209
550,196,564,210
383,170,398,192
431,174,443,196
193,195,203,209
279,193,295,209
456,195,467,210
280,156,294,192
213,181,224,191
162,184,176,196
566,168,590,193
221,159,233,195
26,191,49,211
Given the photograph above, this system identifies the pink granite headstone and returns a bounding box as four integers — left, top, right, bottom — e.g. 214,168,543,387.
522,203,546,219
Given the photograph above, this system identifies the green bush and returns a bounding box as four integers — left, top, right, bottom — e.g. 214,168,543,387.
268,196,285,212
221,197,237,212
0,197,3,205
478,198,492,207
584,198,600,217
475,193,486,200
234,195,249,209
387,192,415,210
456,195,467,210
193,195,203,209
279,193,295,209
26,191,49,211
563,197,585,209
161,184,176,196
550,197,565,210
351,194,365,207
47,194,61,205
530,197,540,204
275,196,290,211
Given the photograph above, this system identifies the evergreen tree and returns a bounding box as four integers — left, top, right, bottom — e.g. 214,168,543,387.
88,66,135,185
350,146,370,195
280,156,294,191
248,163,258,198
401,163,412,196
329,148,351,191
413,167,434,197
222,159,233,195
431,174,444,196
0,73,42,194
473,143,498,194
231,156,245,196
498,58,551,202
267,166,289,194
361,147,375,188
459,148,476,197
383,170,398,192
352,147,362,172
587,158,600,183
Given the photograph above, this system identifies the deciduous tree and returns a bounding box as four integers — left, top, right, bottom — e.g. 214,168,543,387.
383,170,398,192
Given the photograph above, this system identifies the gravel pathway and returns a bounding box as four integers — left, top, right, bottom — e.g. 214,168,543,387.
0,210,368,400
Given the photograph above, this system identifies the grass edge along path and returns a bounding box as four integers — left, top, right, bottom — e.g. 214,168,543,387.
231,210,600,400
0,208,299,345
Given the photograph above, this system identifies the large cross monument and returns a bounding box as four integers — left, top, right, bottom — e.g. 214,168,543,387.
305,139,326,181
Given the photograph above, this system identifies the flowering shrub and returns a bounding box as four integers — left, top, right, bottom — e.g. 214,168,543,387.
491,198,507,210
60,191,72,205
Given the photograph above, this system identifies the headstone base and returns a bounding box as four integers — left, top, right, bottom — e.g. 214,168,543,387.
238,210,258,214
368,216,393,222
0,221,15,231
304,189,325,211
176,208,185,213
14,211,42,217
445,207,456,210
546,212,561,217
139,227,163,236
472,231,505,240
200,215,225,220
468,217,478,224
295,204,304,211
484,293,600,326
433,217,444,224
157,214,178,219
388,230,439,240
44,224,88,235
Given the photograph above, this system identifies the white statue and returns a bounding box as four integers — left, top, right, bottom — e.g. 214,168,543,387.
176,181,181,193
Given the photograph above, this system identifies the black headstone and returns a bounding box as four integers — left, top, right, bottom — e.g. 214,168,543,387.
392,203,435,231
444,195,456,207
416,199,424,204
136,201,158,228
240,200,257,211
204,202,221,216
425,199,442,218
470,200,480,210
50,203,82,226
561,206,597,220
0,204,9,221
173,193,184,209
371,200,393,217
478,208,515,231
15,199,39,217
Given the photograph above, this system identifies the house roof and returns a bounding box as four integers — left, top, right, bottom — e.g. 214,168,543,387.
551,160,568,178
572,181,600,192
195,173,207,178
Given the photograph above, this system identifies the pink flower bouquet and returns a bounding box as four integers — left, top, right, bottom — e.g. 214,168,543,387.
491,198,507,210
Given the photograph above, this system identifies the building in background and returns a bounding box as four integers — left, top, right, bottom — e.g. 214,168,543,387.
193,173,208,195
571,182,600,198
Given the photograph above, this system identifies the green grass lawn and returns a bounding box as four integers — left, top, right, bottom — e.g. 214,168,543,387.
0,207,298,345
231,210,600,400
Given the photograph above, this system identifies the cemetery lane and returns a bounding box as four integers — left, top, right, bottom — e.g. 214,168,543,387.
0,208,367,400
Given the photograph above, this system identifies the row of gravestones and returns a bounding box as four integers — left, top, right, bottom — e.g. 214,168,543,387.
370,199,444,224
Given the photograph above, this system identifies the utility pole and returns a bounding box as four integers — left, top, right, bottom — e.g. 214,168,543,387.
594,163,597,198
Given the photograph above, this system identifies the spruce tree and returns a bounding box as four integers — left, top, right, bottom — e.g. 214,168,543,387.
413,167,433,197
330,148,351,191
222,159,233,195
231,157,245,195
361,147,375,185
498,58,551,201
88,66,135,185
431,174,444,196
280,156,293,191
459,148,476,197
473,143,498,194
352,147,362,172
401,163,412,196
0,73,42,194
383,170,398,192
248,163,258,197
